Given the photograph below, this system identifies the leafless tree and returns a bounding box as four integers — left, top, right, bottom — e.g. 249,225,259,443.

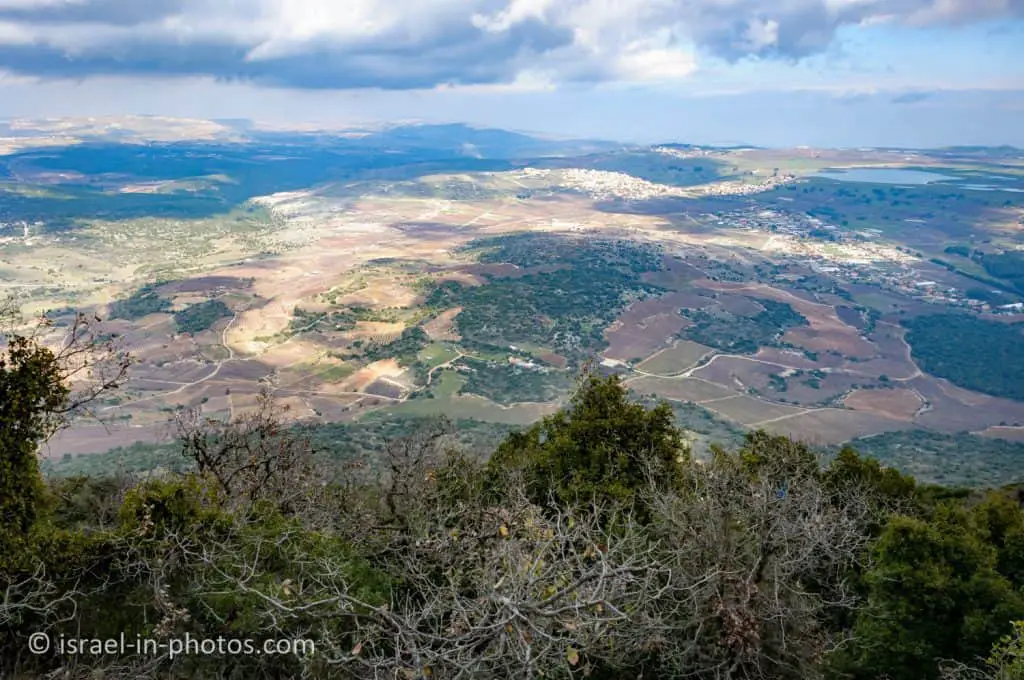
639,450,874,680
1,296,132,438
174,389,320,514
939,661,997,680
378,416,455,527
177,478,669,680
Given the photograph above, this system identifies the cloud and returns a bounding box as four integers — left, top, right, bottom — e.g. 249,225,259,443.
0,0,1018,89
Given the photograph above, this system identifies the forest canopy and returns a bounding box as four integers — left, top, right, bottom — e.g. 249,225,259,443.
902,313,1024,401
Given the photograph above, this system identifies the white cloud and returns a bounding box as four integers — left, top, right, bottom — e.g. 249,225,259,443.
614,47,697,81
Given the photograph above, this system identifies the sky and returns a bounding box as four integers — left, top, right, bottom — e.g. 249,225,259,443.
0,0,1021,147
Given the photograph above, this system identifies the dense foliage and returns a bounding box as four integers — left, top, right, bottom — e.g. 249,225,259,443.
489,372,684,512
841,499,1024,680
427,235,664,358
173,299,232,334
846,429,1024,487
681,298,808,354
1,308,129,566
903,314,1024,401
457,356,573,405
0,334,68,562
982,250,1024,293
359,326,429,366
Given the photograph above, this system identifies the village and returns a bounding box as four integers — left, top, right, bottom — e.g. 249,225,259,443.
706,205,1022,314
515,165,796,202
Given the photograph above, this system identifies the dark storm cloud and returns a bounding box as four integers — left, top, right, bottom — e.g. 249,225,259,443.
0,6,575,89
0,0,1019,88
244,18,576,89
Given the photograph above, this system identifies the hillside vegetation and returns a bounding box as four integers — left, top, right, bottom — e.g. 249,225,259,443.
982,250,1024,293
108,283,171,320
903,313,1024,401
4,308,1024,680
426,234,663,359
845,429,1024,488
682,298,808,353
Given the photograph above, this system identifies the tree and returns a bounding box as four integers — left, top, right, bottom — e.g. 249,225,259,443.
488,371,686,514
0,301,129,563
0,301,130,675
174,389,319,514
940,620,1024,680
843,504,1024,680
9,318,1024,680
825,445,919,524
973,492,1024,585
641,435,874,680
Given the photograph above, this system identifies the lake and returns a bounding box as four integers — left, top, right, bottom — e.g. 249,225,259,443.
958,184,1024,193
813,167,958,185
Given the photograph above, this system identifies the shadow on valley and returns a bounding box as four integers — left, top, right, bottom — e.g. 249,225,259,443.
0,123,625,229
0,140,517,230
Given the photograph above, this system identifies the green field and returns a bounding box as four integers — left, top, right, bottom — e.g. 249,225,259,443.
387,370,553,424
417,343,460,369
316,364,356,383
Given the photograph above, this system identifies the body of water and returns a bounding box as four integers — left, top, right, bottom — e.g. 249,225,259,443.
813,167,958,185
958,184,1024,193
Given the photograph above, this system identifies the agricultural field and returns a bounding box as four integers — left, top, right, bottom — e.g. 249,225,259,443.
637,340,714,376
3,121,1024,484
843,387,925,420
705,395,806,426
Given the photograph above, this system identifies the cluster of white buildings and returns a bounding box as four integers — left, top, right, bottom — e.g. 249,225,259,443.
557,168,689,201
699,175,796,197
710,208,824,235
650,146,722,158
